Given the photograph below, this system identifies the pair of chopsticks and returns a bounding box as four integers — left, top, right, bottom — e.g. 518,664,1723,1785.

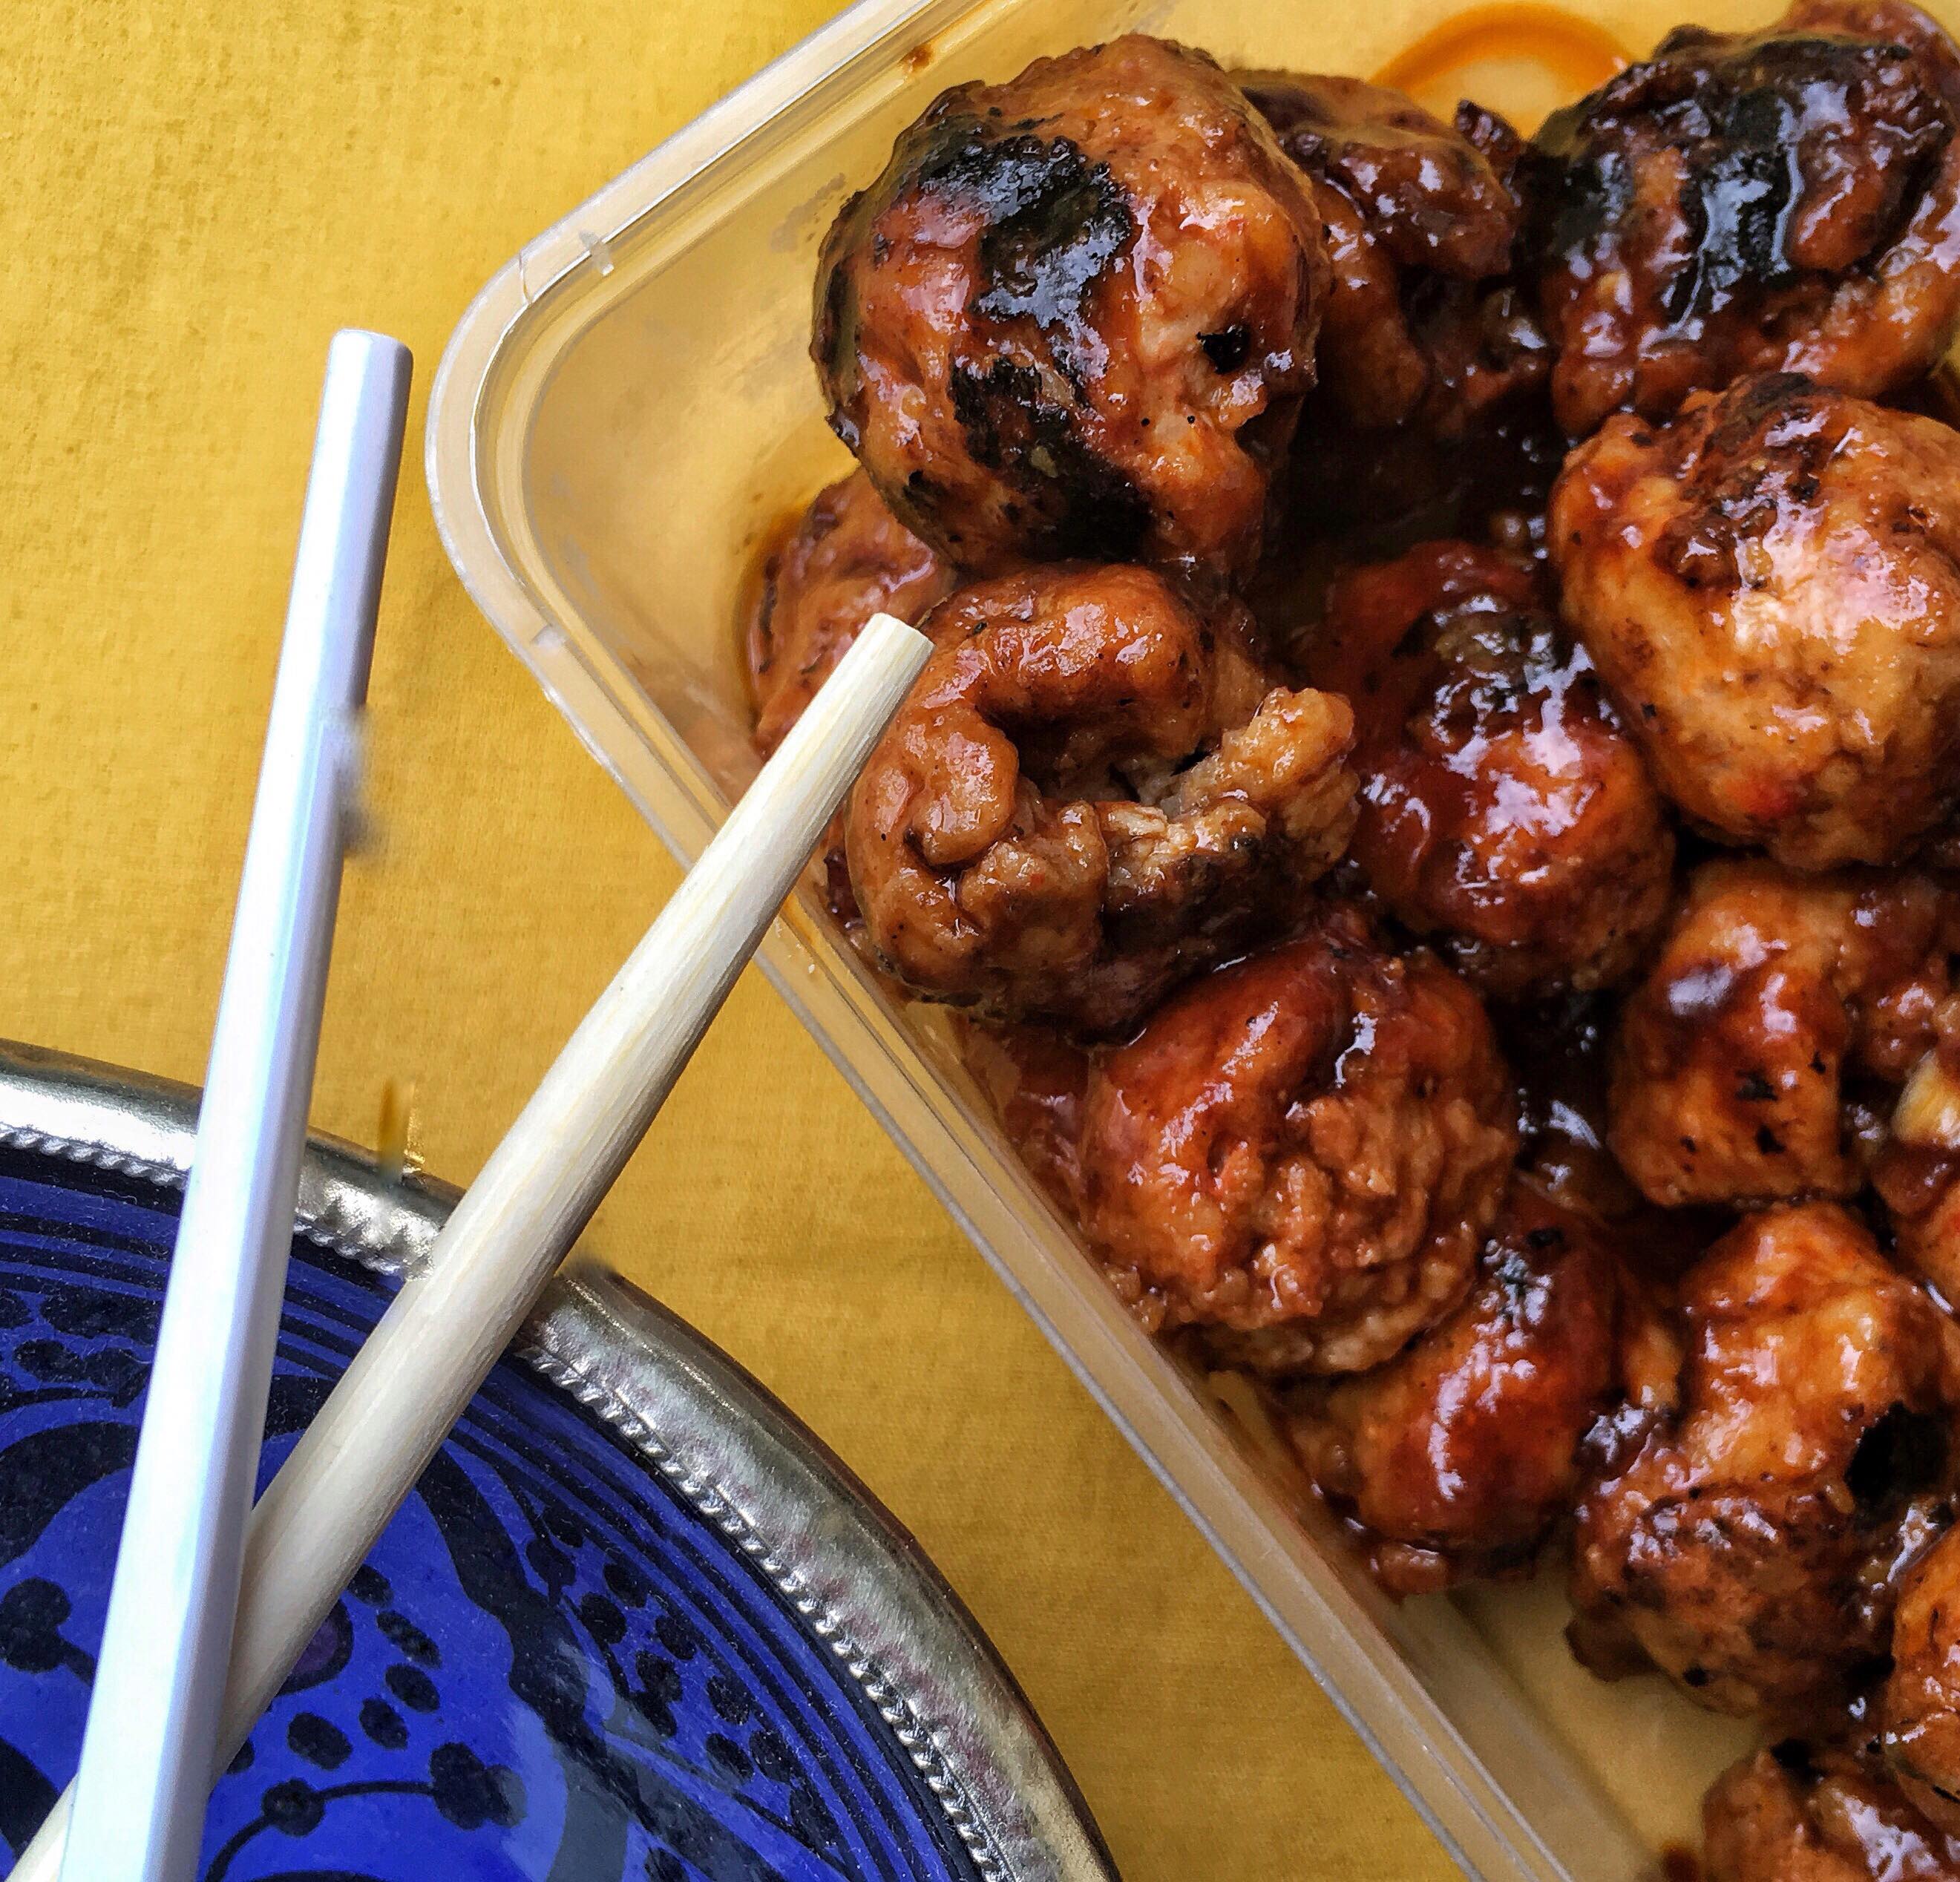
22,333,930,1882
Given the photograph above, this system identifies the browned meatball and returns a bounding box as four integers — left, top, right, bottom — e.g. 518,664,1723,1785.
813,36,1327,578
1569,1203,1960,1728
745,471,955,755
1551,373,1960,869
844,565,1357,1035
1235,73,1547,436
1075,908,1517,1375
1882,1146,1960,1305
1608,859,1960,1208
1887,1524,1960,1834
1300,539,1675,998
1523,0,1960,436
1705,1743,1960,1881
1285,1184,1624,1593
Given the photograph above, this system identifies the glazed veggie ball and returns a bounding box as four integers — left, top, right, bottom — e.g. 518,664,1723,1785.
781,14,1960,1788
1704,1743,1960,1881
1568,1203,1960,1728
1076,908,1517,1376
1237,73,1548,435
1285,1184,1626,1593
844,565,1357,1035
1303,540,1675,999
1885,1525,1960,1834
813,35,1328,577
1523,0,1960,435
745,470,954,754
1550,373,1960,869
1881,1144,1960,1309
1607,859,1960,1208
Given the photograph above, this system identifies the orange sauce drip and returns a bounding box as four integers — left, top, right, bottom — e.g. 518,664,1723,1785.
1374,4,1630,129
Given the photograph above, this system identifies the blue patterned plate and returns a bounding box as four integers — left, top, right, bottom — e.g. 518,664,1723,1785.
0,1043,1115,1882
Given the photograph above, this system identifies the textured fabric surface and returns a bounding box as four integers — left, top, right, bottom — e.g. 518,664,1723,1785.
0,2,1455,1875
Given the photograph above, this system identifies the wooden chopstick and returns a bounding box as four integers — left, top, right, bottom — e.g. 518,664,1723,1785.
8,607,929,1882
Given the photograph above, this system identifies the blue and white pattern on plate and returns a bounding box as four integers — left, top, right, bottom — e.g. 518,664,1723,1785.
0,1141,983,1882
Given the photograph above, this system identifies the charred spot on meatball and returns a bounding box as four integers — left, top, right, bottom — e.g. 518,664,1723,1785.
959,135,1134,335
943,357,1152,558
1522,0,1960,433
1076,909,1518,1376
1551,373,1960,868
1302,539,1675,998
813,36,1328,577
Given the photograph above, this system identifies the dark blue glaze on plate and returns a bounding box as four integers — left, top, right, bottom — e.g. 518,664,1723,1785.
0,1140,989,1882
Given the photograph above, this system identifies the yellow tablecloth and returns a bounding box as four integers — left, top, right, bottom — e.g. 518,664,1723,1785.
0,4,1452,1874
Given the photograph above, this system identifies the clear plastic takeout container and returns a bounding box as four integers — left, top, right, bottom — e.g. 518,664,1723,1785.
424,1,1840,1874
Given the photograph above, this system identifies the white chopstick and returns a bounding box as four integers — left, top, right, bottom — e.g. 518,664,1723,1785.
54,331,410,1882
10,607,929,1882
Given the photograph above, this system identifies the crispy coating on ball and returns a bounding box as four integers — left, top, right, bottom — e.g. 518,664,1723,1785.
1608,859,1960,1208
844,564,1357,1034
1550,373,1960,869
1236,72,1548,435
1881,1145,1960,1305
1886,1524,1960,1835
745,471,956,755
1285,1184,1625,1593
1705,1743,1960,1881
1304,539,1675,997
1569,1203,1960,1728
1523,0,1960,434
813,36,1327,577
1076,908,1517,1375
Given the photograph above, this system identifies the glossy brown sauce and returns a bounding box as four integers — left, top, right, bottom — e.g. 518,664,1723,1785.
1245,401,1564,658
735,501,802,727
1373,4,1628,128
954,1018,1088,1211
744,11,1960,1864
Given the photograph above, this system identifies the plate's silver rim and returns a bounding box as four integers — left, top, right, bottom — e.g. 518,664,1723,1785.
0,1039,1118,1882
